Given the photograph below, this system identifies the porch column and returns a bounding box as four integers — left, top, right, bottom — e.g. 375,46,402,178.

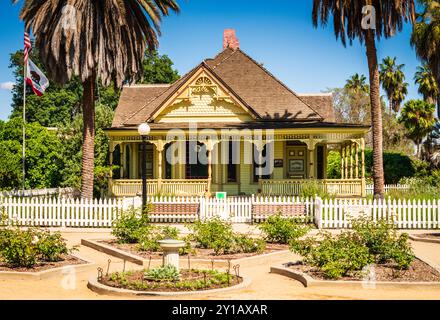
341,145,345,179
355,142,359,179
309,148,315,178
203,139,219,196
132,143,138,179
154,140,165,192
344,143,349,179
120,142,125,178
307,138,316,179
349,143,353,179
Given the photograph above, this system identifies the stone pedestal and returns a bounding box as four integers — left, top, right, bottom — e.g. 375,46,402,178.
158,240,186,269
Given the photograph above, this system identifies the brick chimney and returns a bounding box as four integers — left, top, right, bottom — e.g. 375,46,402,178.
223,29,240,50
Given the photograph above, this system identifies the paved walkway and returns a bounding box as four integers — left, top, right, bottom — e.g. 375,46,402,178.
0,229,440,300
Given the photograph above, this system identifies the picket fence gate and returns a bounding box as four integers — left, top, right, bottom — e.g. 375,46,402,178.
0,195,314,227
314,197,440,229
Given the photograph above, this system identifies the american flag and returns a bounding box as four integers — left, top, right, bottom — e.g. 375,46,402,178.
24,32,32,64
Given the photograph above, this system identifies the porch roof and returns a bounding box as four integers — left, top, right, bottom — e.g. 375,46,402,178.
106,121,370,131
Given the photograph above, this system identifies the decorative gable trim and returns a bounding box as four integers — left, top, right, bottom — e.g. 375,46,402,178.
149,64,260,121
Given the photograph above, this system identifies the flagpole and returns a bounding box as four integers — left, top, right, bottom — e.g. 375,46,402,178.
22,42,26,195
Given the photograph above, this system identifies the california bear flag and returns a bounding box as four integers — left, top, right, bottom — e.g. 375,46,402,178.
26,58,49,96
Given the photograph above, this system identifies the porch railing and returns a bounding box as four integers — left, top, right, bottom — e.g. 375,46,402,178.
260,179,365,197
110,179,209,197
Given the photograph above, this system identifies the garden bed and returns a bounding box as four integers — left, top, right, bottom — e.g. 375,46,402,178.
409,233,440,244
99,239,288,260
416,233,440,240
0,254,85,273
99,269,243,292
286,258,440,282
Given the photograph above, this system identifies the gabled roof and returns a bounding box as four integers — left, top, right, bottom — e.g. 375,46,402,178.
112,84,170,127
205,48,323,121
112,48,337,128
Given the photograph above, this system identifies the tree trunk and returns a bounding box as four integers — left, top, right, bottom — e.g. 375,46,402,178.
437,99,440,119
365,31,385,199
80,74,96,199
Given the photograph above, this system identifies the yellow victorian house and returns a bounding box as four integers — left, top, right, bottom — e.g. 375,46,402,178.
106,32,370,198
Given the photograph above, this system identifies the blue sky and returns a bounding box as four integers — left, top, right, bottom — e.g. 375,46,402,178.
0,0,422,120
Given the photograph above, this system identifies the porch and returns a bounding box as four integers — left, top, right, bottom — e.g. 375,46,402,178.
110,178,366,197
107,128,369,198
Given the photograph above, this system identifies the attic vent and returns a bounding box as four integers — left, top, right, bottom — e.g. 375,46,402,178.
190,76,216,96
195,77,212,85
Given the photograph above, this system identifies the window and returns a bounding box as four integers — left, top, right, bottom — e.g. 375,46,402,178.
112,145,121,179
185,141,208,179
124,145,130,179
253,144,271,182
227,141,238,183
165,143,172,179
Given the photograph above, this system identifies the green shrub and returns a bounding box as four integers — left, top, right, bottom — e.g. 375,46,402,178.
351,216,414,269
0,227,72,267
144,265,180,281
291,231,373,279
326,150,341,179
391,176,440,200
328,149,417,184
137,225,180,252
35,230,70,262
365,149,416,184
187,217,235,250
111,208,150,243
258,213,310,244
300,179,332,198
233,234,266,253
0,228,38,268
291,216,415,278
187,217,265,255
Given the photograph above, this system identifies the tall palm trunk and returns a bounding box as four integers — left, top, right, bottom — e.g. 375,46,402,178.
437,99,440,119
365,31,385,199
80,74,96,199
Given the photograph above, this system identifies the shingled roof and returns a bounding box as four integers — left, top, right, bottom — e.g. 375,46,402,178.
112,48,336,128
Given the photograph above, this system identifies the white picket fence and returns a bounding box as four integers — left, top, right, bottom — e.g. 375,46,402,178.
0,195,314,226
0,197,122,227
314,197,440,229
200,196,315,223
2,195,438,229
365,184,410,195
0,187,78,198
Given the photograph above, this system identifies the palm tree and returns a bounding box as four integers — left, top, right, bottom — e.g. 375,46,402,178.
414,63,439,116
14,0,180,199
379,56,408,113
411,0,440,118
399,99,436,158
345,73,370,94
312,0,416,199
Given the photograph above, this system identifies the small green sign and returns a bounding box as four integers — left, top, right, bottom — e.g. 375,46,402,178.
216,192,227,200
